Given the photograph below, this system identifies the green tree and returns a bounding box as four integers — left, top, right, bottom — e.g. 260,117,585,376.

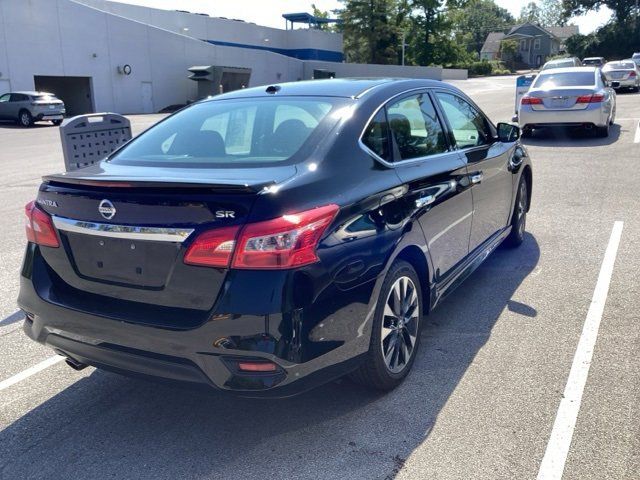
562,0,639,22
337,0,408,64
448,0,515,55
539,0,566,26
518,1,542,23
500,39,518,70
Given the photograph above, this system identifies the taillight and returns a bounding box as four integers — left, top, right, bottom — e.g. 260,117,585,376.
233,204,339,270
576,94,604,103
521,96,543,105
183,204,339,270
24,201,60,248
183,225,240,268
629,71,637,78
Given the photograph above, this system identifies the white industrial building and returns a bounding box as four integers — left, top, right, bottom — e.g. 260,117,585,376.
0,0,466,115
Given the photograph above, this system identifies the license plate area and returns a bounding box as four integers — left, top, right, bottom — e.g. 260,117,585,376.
64,232,180,288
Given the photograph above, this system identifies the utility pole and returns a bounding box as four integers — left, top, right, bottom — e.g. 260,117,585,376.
401,31,406,66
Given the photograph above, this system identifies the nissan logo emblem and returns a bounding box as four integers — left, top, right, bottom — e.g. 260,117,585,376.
98,199,116,220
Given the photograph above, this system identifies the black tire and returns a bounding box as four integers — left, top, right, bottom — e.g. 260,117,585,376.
521,127,532,138
52,119,62,126
504,176,528,248
18,110,33,127
350,260,422,391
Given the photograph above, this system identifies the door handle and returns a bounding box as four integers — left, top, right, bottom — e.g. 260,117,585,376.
470,172,483,184
415,194,435,208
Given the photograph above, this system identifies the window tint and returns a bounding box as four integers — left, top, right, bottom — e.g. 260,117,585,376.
436,92,492,149
110,97,342,167
0,94,9,103
361,110,391,161
386,93,446,160
534,71,595,87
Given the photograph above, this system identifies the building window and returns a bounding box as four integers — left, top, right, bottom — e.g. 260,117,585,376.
520,39,527,51
534,38,541,50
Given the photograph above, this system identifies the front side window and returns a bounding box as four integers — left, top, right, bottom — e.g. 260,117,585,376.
436,92,492,149
386,93,447,161
110,97,343,167
361,109,391,161
0,94,9,103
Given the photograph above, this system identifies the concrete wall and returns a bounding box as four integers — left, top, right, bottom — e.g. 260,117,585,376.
303,61,444,81
0,0,305,113
441,69,468,80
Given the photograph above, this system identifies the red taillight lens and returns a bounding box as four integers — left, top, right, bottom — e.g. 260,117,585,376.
183,225,240,268
576,94,604,103
24,201,60,248
237,361,278,372
521,96,543,105
629,71,637,78
232,204,339,270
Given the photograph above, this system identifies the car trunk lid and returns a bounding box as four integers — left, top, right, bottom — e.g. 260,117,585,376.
529,88,597,111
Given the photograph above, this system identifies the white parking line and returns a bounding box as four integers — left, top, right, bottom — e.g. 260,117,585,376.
0,355,64,392
537,221,624,480
634,121,640,143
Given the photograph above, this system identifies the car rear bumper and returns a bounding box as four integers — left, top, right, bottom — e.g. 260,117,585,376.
519,103,609,128
18,245,374,397
611,79,638,88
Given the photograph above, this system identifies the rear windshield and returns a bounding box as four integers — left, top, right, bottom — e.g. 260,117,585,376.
604,62,635,70
543,60,575,69
109,96,347,167
533,71,596,88
33,95,58,101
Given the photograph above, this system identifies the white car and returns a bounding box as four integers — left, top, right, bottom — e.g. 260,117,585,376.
602,60,640,91
518,67,616,138
540,57,582,71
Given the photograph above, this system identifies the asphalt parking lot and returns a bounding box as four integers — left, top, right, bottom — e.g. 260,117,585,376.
0,76,638,479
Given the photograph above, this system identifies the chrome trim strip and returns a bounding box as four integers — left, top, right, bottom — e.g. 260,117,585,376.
52,216,194,243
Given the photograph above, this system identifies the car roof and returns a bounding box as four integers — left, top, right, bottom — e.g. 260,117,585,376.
539,67,597,74
12,91,53,96
583,57,604,60
206,78,452,101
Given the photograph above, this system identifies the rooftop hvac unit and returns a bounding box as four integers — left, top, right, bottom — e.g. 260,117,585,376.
187,66,252,99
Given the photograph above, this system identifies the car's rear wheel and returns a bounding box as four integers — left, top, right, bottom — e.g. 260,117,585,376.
18,110,33,127
52,120,62,126
504,176,528,248
350,260,422,390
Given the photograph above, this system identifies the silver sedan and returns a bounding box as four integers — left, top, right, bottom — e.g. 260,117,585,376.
517,67,616,138
602,60,640,92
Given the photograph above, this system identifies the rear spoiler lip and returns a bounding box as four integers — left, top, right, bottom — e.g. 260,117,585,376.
41,175,272,193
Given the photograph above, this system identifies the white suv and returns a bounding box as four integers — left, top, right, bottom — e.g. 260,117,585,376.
0,91,66,127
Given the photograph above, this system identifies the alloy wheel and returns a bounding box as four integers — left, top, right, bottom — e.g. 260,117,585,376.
381,276,419,374
517,180,527,237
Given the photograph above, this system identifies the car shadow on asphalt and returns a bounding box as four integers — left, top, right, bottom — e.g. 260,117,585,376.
0,234,540,480
0,121,55,129
521,124,621,148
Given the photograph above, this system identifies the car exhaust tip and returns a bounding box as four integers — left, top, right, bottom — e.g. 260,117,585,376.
64,356,88,371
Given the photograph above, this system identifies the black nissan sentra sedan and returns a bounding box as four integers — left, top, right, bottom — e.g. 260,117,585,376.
18,79,532,397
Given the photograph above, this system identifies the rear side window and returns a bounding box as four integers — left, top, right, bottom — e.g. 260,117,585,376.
436,92,492,149
533,72,596,88
386,93,447,161
361,110,391,161
110,97,344,167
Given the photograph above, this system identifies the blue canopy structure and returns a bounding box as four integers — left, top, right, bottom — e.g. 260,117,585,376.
282,12,342,30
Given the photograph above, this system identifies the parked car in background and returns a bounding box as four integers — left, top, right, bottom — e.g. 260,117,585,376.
541,57,583,71
602,60,640,92
18,78,532,397
0,91,65,127
631,52,640,67
518,67,616,138
582,57,606,67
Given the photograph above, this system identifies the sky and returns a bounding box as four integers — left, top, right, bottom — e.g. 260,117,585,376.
115,0,612,34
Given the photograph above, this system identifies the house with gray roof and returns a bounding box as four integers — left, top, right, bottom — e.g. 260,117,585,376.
480,23,580,68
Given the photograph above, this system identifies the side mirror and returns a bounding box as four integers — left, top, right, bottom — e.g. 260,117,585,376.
611,81,620,89
497,122,520,143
